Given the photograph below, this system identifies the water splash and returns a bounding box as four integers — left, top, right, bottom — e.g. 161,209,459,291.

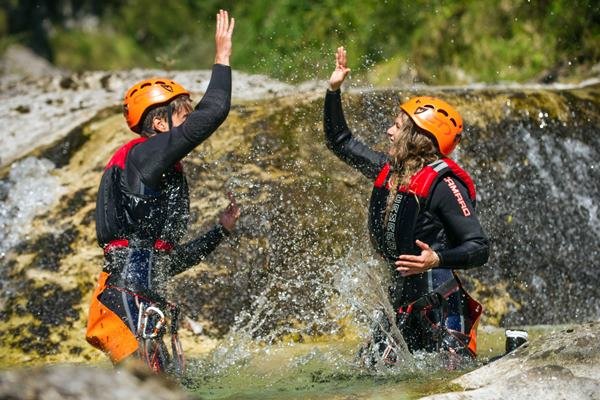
0,157,65,257
181,250,453,399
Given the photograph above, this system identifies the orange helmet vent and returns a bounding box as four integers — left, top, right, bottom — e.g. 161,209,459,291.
123,78,190,133
400,96,464,156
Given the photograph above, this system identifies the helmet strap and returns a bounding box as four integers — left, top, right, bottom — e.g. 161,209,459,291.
167,104,174,130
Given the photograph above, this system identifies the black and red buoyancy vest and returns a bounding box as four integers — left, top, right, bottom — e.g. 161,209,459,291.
95,137,190,252
368,158,476,262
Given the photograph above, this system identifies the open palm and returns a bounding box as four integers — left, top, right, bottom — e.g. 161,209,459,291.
329,46,351,91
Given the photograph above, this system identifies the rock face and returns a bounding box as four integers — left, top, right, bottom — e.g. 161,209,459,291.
0,46,320,171
422,322,600,399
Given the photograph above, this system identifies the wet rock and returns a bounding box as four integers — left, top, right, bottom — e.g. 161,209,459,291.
23,228,79,271
25,282,81,326
0,363,193,400
14,104,30,113
0,63,321,170
422,321,600,399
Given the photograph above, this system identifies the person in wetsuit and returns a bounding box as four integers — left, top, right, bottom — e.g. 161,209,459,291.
86,10,239,372
324,47,489,361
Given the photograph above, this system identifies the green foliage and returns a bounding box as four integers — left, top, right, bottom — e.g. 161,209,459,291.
51,29,150,70
2,0,599,83
0,8,6,36
0,8,8,53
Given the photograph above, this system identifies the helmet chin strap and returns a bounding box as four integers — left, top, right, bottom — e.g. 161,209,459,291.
167,105,174,130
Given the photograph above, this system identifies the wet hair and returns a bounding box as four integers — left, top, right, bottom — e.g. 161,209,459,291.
385,111,439,221
140,94,193,136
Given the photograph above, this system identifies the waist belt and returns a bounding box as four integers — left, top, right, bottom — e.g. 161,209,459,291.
103,238,174,254
397,277,460,327
406,278,460,312
104,272,167,305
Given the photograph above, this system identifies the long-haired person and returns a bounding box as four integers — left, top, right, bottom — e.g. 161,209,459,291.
324,47,489,364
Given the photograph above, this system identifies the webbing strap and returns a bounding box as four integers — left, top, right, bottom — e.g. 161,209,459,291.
400,278,459,313
103,238,174,254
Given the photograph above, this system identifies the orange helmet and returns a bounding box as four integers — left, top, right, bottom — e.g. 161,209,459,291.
400,96,463,156
123,77,190,133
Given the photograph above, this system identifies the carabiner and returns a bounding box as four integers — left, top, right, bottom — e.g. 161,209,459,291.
141,305,166,339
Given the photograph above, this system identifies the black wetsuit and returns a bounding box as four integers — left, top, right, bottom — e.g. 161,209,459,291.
87,64,231,366
96,64,231,284
324,89,489,353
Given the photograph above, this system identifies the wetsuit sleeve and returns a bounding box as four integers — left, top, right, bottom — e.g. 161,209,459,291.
324,89,387,180
128,64,232,189
169,224,229,275
429,177,490,269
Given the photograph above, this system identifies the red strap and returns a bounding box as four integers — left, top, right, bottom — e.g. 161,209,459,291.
103,239,174,254
373,159,476,201
374,163,391,188
403,158,476,200
103,239,129,254
407,165,439,198
442,158,476,200
105,137,147,170
154,239,174,251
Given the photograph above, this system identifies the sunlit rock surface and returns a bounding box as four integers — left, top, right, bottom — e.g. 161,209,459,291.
422,321,600,400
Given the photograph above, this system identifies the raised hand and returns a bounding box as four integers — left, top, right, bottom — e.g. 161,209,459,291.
329,46,351,91
219,192,241,233
215,9,235,65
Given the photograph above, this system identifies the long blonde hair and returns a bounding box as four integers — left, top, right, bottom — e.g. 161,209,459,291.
385,111,439,219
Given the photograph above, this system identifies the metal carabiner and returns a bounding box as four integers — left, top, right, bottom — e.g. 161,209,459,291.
141,305,166,339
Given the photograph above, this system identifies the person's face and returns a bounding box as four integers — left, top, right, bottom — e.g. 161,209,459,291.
386,113,404,153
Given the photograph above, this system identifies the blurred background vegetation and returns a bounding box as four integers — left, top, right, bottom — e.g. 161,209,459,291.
1,0,598,85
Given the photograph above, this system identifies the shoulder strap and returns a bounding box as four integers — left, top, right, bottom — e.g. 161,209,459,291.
105,137,147,170
440,158,476,201
404,158,476,201
373,163,391,188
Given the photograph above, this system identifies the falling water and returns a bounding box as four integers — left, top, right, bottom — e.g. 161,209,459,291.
470,113,600,325
0,157,65,257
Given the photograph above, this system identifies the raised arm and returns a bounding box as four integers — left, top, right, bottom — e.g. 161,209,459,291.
130,10,235,189
329,46,351,91
324,47,387,180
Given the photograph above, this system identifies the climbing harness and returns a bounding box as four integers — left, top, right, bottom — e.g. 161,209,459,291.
108,284,185,375
395,277,476,357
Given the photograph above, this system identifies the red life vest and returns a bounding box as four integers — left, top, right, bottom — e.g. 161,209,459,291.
95,137,187,252
368,158,476,262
